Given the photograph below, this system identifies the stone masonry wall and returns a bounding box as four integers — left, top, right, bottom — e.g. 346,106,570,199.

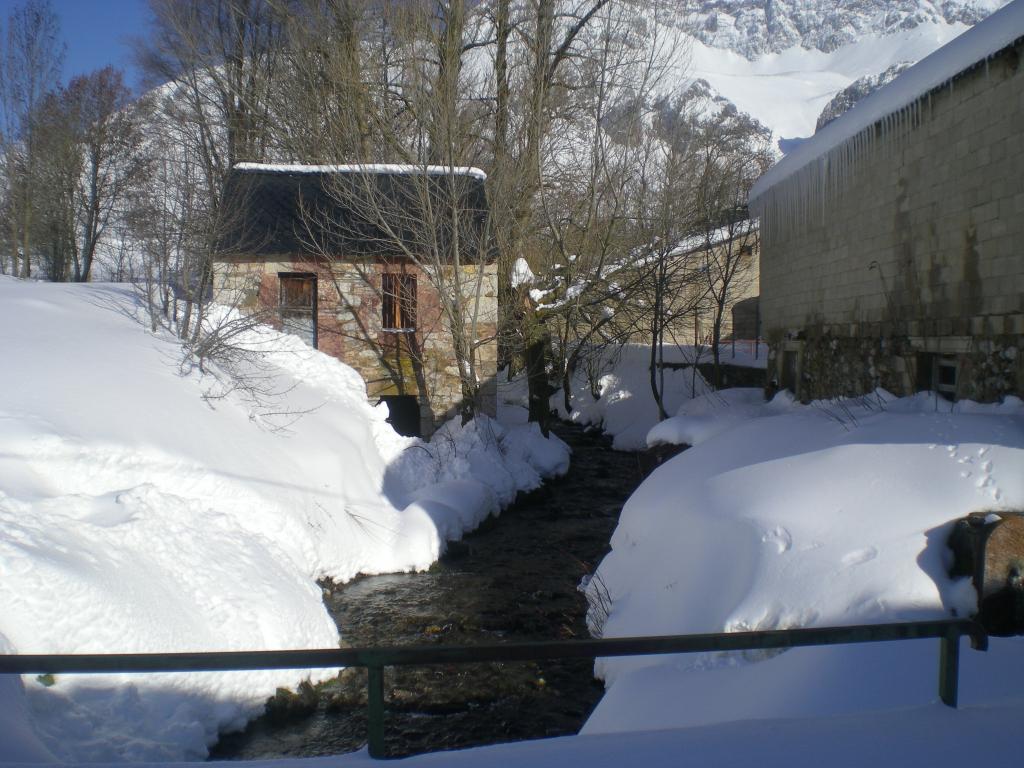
213,256,498,435
759,39,1024,401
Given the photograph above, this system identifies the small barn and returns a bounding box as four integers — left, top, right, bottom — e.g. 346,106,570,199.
749,3,1024,402
213,163,498,437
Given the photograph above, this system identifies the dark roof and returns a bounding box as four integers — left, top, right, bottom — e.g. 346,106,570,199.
219,164,489,260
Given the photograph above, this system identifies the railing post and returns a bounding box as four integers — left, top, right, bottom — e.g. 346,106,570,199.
938,628,960,708
367,664,385,758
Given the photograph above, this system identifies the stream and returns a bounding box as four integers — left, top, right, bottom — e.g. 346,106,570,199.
210,423,662,760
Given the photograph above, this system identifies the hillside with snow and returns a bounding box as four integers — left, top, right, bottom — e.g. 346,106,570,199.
0,277,567,762
676,0,1010,141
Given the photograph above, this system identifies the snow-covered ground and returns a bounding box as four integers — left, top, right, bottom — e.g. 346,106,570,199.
4,701,1024,768
585,388,1024,737
0,277,568,762
554,343,765,450
6,372,1022,765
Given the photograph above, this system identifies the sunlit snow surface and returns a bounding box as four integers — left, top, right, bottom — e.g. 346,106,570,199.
584,388,1024,735
0,277,567,762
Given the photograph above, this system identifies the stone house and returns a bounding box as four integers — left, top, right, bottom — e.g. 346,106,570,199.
214,163,498,437
749,4,1024,403
628,226,761,348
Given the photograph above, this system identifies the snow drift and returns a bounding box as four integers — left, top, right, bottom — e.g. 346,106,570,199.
0,277,567,762
585,388,1024,734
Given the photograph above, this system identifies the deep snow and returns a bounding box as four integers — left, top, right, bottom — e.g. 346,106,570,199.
585,388,1024,736
0,277,567,762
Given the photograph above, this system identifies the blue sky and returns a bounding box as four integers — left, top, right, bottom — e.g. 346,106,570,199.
0,0,150,93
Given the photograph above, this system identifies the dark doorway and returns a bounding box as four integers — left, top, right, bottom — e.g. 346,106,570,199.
781,349,798,395
379,395,422,437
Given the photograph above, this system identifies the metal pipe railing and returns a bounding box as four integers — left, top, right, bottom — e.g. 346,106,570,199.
0,618,987,758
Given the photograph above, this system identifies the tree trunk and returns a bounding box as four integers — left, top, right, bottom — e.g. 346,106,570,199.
526,330,551,437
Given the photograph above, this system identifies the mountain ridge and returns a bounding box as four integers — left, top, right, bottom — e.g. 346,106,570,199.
685,0,1007,60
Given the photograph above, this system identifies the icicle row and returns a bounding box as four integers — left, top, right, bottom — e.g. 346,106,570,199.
755,89,939,244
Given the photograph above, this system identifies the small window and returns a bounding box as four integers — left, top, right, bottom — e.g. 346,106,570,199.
936,357,958,400
916,352,958,401
279,273,317,348
382,273,416,331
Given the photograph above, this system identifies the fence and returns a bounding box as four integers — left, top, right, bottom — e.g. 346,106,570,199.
0,618,987,759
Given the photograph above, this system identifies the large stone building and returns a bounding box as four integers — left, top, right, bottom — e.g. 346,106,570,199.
214,164,498,436
749,4,1024,402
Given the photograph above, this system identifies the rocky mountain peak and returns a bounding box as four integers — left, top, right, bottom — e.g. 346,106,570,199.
686,1,1005,60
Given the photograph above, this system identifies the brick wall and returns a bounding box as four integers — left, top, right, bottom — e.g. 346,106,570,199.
758,40,1024,401
213,256,498,435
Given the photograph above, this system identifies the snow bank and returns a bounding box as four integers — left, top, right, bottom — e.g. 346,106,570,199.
0,278,566,762
646,388,796,447
556,345,715,451
585,390,1024,735
8,701,1023,768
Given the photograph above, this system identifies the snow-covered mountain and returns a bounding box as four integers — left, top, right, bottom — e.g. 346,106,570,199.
686,0,1006,59
675,0,1011,142
814,61,913,131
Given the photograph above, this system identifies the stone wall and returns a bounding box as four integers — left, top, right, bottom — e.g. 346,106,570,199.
628,239,761,346
758,38,1024,401
213,256,498,435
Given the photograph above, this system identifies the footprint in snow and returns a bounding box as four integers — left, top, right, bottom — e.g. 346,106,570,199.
762,526,792,554
841,546,878,568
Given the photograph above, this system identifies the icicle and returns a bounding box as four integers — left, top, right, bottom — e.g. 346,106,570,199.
821,155,827,226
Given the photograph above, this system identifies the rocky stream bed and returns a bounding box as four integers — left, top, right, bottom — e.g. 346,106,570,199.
210,423,667,759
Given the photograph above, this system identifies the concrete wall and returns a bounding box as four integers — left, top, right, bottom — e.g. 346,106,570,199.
213,256,498,435
759,39,1024,401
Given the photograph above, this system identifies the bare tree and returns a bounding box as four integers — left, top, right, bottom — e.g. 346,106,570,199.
0,0,63,277
27,84,78,280
136,0,287,340
690,110,771,387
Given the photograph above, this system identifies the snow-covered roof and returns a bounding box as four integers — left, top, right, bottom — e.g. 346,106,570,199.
234,161,487,181
749,0,1024,207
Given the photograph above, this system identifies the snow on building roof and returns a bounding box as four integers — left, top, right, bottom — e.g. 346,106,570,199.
749,0,1024,209
234,161,487,181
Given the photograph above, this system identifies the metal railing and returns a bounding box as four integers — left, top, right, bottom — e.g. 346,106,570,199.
0,618,987,759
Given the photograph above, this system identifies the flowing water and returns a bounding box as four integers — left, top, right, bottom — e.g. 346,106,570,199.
211,423,664,759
